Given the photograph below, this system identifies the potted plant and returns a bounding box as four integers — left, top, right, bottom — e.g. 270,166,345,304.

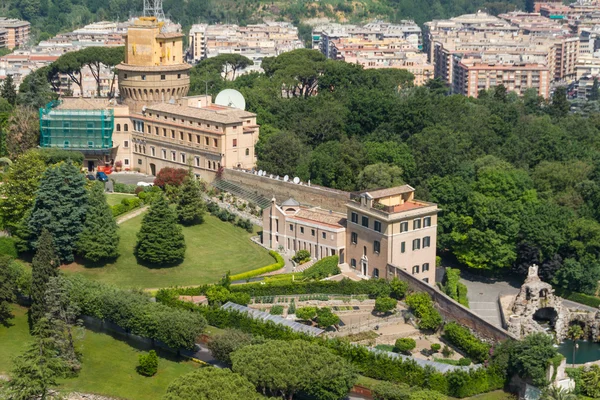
115,160,123,172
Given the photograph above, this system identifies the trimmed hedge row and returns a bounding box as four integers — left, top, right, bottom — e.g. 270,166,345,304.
111,197,142,217
302,255,340,280
560,291,600,308
443,268,469,307
67,275,206,350
229,251,285,281
443,322,490,363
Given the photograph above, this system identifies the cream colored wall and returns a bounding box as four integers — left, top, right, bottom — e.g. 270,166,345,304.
223,117,258,169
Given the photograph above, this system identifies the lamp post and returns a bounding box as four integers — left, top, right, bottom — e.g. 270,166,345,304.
572,342,579,367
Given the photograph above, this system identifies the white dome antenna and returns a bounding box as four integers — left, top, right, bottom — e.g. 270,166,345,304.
215,89,246,110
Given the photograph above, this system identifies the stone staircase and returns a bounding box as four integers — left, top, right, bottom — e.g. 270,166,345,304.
294,259,317,273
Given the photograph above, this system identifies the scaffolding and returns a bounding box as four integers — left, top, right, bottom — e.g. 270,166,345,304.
39,101,114,151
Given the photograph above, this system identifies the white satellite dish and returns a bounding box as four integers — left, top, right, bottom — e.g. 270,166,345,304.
215,89,246,110
283,175,289,182
293,177,300,184
258,170,263,176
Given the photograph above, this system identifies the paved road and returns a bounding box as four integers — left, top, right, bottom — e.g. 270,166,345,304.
109,172,155,185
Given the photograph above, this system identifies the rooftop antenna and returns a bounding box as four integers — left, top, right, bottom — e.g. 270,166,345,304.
143,0,166,21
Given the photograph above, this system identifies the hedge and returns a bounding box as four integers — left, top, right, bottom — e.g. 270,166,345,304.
302,255,340,280
443,322,490,363
230,251,285,281
443,268,469,307
560,291,600,308
66,275,206,350
111,197,142,217
0,237,18,258
113,182,138,193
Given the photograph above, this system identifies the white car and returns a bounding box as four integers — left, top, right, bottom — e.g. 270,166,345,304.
137,182,153,187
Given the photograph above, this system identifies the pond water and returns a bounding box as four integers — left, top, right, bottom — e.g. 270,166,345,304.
557,339,600,364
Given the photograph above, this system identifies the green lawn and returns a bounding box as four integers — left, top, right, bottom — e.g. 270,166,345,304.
0,306,199,400
62,213,273,288
106,193,137,206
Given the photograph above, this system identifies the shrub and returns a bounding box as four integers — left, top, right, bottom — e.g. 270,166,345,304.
316,307,339,328
229,251,285,281
441,345,454,358
113,182,137,193
137,350,158,376
443,268,469,307
296,306,317,321
581,364,600,398
288,299,296,314
405,292,443,331
235,218,254,233
374,296,397,314
394,338,416,355
270,305,284,315
390,277,409,300
457,283,469,307
443,322,490,363
302,255,340,280
458,358,472,366
111,197,142,217
430,343,441,353
154,167,189,188
292,249,311,264
0,237,18,258
207,329,253,365
372,381,411,400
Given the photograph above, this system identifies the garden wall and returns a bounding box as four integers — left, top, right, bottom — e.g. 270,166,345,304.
388,264,518,342
221,169,351,212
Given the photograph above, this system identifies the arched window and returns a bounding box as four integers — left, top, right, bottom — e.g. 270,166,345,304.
124,124,128,132
245,148,250,156
116,124,121,132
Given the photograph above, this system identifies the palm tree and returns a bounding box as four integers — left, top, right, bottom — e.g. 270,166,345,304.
567,324,584,367
542,386,577,400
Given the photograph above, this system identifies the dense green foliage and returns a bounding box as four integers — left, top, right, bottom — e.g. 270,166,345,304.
375,296,398,313
77,182,119,262
30,229,60,324
302,255,340,280
135,195,186,265
137,350,158,377
405,292,443,331
394,338,416,355
111,197,142,217
206,329,253,365
372,381,447,400
292,249,311,264
176,173,205,226
442,322,490,363
231,340,357,400
163,367,262,400
442,268,469,307
0,256,21,325
28,161,88,262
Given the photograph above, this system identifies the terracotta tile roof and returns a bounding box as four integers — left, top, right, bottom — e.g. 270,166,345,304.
290,207,346,228
364,184,414,199
56,98,111,110
157,32,184,39
146,102,256,124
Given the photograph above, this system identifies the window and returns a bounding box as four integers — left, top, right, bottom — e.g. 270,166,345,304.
423,278,429,283
124,159,130,166
213,138,218,147
374,241,380,254
124,74,128,79
160,74,166,80
171,151,176,161
422,263,430,272
401,241,406,253
374,221,382,233
311,229,315,236
151,147,155,156
134,144,138,152
373,268,379,278
162,149,167,159
361,216,369,228
141,75,146,80
245,148,250,156
289,224,293,231
116,124,121,132
177,74,181,79
412,238,421,250
351,232,358,244
171,130,175,139
423,236,431,248
123,140,129,148
63,140,70,148
147,125,151,134
124,124,128,132
87,141,94,148
351,212,358,224
195,157,200,167
180,132,184,140
351,259,357,268
413,219,421,229
400,222,408,232
163,128,167,137
188,133,192,142
196,135,200,143
233,138,237,147
181,153,186,164
155,127,159,135
138,159,142,165
424,216,431,227
205,137,209,145
322,232,326,239
300,227,304,234
412,265,419,274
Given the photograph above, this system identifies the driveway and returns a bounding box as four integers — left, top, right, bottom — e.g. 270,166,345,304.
109,172,155,185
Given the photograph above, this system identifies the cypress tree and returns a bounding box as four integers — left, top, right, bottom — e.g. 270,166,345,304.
28,161,88,262
1,75,17,105
135,195,186,265
77,181,119,262
30,229,60,325
176,173,205,226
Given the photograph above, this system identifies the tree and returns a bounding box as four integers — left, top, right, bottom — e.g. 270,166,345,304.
164,367,262,400
77,181,119,262
135,195,186,265
205,285,230,305
549,86,570,119
262,49,326,98
79,47,124,96
207,329,253,365
28,161,88,263
315,307,340,329
357,163,404,190
542,386,578,400
137,350,158,376
30,229,60,325
1,74,17,105
231,340,356,400
389,277,409,300
0,256,21,326
154,167,189,188
581,365,600,398
374,296,398,314
507,333,560,387
6,106,39,159
394,338,416,355
17,70,56,108
176,173,205,226
295,306,317,321
255,130,311,176
589,78,600,101
51,51,85,95
553,257,600,295
6,318,70,400
211,53,254,80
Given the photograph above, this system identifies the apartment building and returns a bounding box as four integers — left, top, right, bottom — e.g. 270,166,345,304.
187,22,304,75
262,198,347,262
0,29,7,49
0,18,30,49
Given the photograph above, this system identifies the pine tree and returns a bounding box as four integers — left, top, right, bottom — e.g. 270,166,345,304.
589,78,600,101
30,229,60,325
77,182,119,262
135,195,186,265
176,173,205,226
0,256,19,326
28,161,88,262
7,317,70,400
1,74,17,105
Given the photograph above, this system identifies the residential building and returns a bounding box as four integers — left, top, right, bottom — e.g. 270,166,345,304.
262,185,439,285
0,18,30,49
0,29,7,49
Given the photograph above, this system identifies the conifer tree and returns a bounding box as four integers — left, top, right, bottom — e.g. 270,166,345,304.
28,161,88,262
0,256,19,326
135,195,186,265
30,229,60,325
590,78,600,101
77,182,119,262
7,317,70,399
176,172,205,226
1,74,17,105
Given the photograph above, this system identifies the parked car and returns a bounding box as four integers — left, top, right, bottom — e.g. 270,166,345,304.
137,182,153,187
96,171,108,182
86,174,96,181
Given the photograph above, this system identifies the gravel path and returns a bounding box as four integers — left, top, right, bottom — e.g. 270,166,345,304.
116,206,148,224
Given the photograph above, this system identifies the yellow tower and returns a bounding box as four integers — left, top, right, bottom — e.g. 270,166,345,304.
117,17,191,112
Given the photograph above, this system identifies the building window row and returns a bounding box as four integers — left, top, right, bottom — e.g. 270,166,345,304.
400,216,432,233
145,124,220,148
150,113,222,132
412,263,430,274
351,212,382,232
116,123,129,132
